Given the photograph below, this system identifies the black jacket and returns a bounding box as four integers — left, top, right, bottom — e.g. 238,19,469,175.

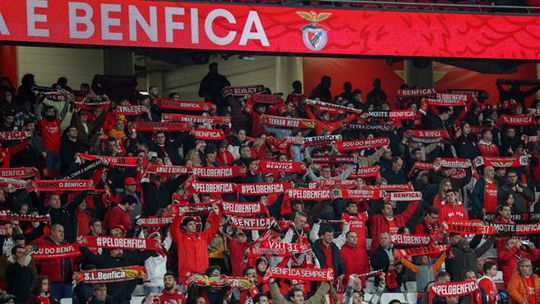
453,135,480,159
311,239,345,277
6,261,34,303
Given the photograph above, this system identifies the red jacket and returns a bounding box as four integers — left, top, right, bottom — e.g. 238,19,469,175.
104,205,132,232
478,276,498,304
171,210,222,277
340,242,368,285
31,237,75,283
440,202,468,223
477,140,500,157
228,238,250,277
370,201,419,250
498,244,540,286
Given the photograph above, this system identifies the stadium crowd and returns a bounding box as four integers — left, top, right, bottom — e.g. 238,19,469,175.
0,63,539,304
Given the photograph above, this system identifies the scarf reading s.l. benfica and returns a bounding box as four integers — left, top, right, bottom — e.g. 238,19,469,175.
75,96,111,110
251,93,283,104
387,191,422,201
497,114,536,126
0,131,31,141
425,93,468,107
222,85,265,97
261,115,316,129
286,188,333,201
194,129,225,140
407,130,449,144
0,210,50,222
81,236,162,252
78,153,142,167
192,166,246,179
31,179,94,191
229,216,276,230
186,273,255,291
113,105,147,116
190,181,235,194
445,222,498,235
350,165,381,179
266,267,334,282
311,155,357,164
304,99,363,114
162,113,230,125
136,216,174,228
259,160,305,173
236,182,292,196
345,124,394,132
131,121,190,133
429,280,480,303
395,245,449,258
74,266,147,283
145,164,192,175
473,156,529,168
397,88,437,98
222,201,267,217
391,234,432,246
32,243,81,260
335,137,389,152
159,99,212,111
333,189,382,200
0,167,39,179
303,134,342,147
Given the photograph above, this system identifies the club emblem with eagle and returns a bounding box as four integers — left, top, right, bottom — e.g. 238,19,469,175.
296,11,332,51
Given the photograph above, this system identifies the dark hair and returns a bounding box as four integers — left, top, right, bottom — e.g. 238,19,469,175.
12,234,25,242
205,265,221,276
483,261,497,273
163,272,176,280
253,293,269,304
436,271,450,281
11,245,24,256
89,218,101,227
30,276,49,296
318,225,334,237
427,206,439,215
286,287,303,301
242,266,255,276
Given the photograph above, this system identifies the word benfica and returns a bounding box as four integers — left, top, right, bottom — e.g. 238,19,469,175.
0,0,269,47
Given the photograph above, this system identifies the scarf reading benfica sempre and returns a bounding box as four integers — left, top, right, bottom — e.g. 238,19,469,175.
74,266,147,283
266,267,334,282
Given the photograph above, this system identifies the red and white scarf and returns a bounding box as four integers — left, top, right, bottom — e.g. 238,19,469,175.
162,113,231,125
261,115,316,129
31,179,94,191
159,99,212,111
74,266,147,283
335,137,389,152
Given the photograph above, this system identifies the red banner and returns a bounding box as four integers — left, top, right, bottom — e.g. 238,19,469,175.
0,167,39,179
194,129,225,140
0,131,31,141
397,88,437,98
222,85,265,97
222,201,266,216
78,153,142,167
429,280,479,298
391,234,432,246
162,113,230,125
135,216,174,227
0,211,50,222
145,164,191,175
335,138,389,152
425,93,468,107
191,181,235,194
237,182,292,196
266,267,334,282
473,156,528,168
131,121,190,132
262,115,315,129
350,165,381,179
192,166,245,179
259,160,304,174
159,99,212,111
497,114,536,126
229,216,276,230
387,191,422,201
32,179,94,191
32,244,81,260
1,1,536,59
251,94,283,104
113,105,147,116
81,236,161,252
286,188,333,201
395,245,449,258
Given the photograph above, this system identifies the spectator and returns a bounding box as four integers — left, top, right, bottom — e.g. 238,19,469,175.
472,166,500,218
198,63,231,115
439,190,467,223
499,237,540,286
269,279,335,304
507,258,540,304
501,169,535,213
86,284,114,304
477,130,500,157
310,224,346,278
477,261,499,304
309,76,332,103
158,273,186,304
5,245,36,304
104,195,137,234
366,78,387,108
448,236,495,281
27,276,57,304
370,233,404,292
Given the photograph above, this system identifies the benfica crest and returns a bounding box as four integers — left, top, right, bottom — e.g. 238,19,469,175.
297,11,332,51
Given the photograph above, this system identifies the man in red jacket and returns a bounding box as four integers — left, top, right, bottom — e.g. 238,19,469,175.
170,205,222,278
370,200,419,250
477,261,499,304
440,190,468,223
340,202,370,281
104,196,137,233
498,237,540,286
32,224,74,300
340,230,368,287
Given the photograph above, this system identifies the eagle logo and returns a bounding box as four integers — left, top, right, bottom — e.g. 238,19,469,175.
296,11,332,51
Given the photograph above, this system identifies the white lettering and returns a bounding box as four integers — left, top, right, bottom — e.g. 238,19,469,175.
205,9,236,46
101,4,122,40
239,11,268,46
190,8,199,43
69,2,94,39
165,7,184,43
129,5,157,42
0,11,10,35
26,0,49,37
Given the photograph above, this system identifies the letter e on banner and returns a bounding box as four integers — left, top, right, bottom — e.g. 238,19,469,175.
27,0,49,37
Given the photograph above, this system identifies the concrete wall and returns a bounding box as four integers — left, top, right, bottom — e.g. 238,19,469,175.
17,46,104,89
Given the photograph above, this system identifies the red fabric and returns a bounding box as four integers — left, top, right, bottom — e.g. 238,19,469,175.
305,105,356,135
159,288,186,304
478,276,498,304
433,194,443,210
38,295,51,304
531,151,540,183
39,118,61,152
524,276,537,304
74,209,91,237
498,244,540,286
170,211,221,277
228,238,250,277
341,242,368,286
484,180,499,213
216,150,235,166
321,242,335,271
341,212,368,251
0,140,27,168
31,237,75,283
370,201,419,250
104,205,132,232
477,141,500,157
440,202,468,223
